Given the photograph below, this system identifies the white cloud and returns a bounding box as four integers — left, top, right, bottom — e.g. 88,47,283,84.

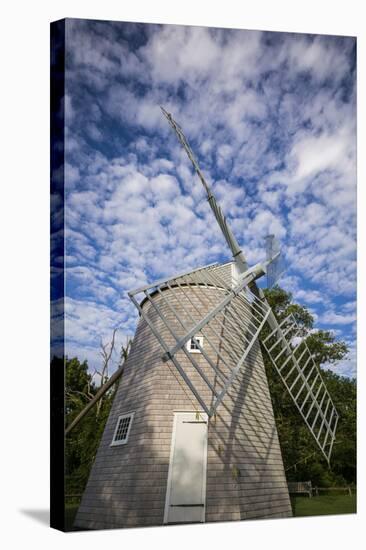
61,21,356,377
324,340,356,379
290,131,350,183
294,288,326,305
250,210,286,239
286,36,352,84
319,310,356,326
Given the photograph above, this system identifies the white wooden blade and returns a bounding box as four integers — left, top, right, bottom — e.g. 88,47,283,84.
261,313,339,463
161,107,248,273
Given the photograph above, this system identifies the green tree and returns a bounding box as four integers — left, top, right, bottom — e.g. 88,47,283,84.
65,357,95,418
65,335,131,495
262,286,355,487
65,356,115,494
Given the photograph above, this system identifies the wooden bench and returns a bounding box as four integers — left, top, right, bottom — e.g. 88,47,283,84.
288,481,313,497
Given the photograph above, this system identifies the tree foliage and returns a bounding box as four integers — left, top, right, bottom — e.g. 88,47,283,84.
65,356,117,494
65,335,131,495
65,357,95,418
262,286,356,487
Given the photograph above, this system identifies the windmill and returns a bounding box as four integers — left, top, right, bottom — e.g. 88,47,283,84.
74,109,339,530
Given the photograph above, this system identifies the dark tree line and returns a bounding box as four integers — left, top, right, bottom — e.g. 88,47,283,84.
65,357,117,494
65,334,131,495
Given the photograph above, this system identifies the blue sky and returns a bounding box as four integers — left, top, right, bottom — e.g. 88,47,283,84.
59,19,356,378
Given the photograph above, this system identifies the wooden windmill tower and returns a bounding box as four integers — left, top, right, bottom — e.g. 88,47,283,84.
75,110,339,530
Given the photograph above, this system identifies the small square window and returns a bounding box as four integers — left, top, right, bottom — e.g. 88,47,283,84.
111,412,135,446
186,336,203,353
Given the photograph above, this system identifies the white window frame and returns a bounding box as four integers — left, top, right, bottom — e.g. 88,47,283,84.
110,411,135,446
186,336,203,353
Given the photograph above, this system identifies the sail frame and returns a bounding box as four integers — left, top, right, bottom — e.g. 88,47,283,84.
261,313,339,463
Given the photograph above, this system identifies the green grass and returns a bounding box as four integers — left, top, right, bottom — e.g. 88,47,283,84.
291,493,356,517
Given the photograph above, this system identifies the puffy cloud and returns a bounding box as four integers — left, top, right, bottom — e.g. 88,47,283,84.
324,340,356,379
59,20,356,378
319,310,356,326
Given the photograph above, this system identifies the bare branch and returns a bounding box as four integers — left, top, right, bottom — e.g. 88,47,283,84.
96,327,118,415
66,327,133,433
66,389,93,402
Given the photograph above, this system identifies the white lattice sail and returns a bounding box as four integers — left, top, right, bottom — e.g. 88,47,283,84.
261,314,339,463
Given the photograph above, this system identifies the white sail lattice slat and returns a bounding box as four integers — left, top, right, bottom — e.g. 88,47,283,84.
129,263,270,417
261,314,339,463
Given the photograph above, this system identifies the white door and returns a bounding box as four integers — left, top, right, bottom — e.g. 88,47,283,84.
164,412,208,524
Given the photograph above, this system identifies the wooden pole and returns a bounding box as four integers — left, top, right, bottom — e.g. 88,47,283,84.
65,364,124,436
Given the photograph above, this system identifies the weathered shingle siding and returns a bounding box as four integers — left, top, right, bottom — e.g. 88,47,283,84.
75,263,291,529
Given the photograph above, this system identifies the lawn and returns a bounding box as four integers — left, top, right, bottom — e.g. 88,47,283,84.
291,493,356,517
